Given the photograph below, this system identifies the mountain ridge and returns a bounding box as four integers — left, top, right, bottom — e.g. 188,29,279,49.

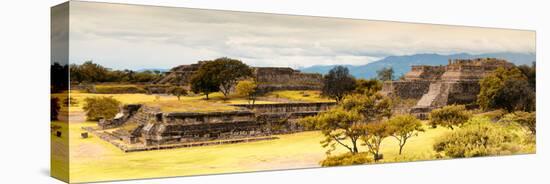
299,52,535,79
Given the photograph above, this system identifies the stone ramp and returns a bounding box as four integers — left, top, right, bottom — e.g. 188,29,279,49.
416,82,442,107
411,82,451,119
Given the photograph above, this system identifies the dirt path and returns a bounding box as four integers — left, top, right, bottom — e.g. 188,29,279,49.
69,111,86,123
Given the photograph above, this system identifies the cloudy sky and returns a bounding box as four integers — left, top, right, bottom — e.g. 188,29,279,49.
60,1,536,70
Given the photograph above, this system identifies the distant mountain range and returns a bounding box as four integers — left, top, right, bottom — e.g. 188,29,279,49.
298,52,536,79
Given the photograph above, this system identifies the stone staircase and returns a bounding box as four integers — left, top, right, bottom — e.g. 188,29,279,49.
416,82,442,107
411,82,450,119
124,107,150,125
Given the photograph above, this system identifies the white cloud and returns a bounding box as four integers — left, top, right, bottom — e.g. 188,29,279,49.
67,1,536,70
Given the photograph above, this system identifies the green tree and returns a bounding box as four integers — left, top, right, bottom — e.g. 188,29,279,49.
70,61,111,83
341,93,392,122
478,67,534,112
168,86,188,100
517,62,536,91
51,63,69,93
300,108,364,154
340,92,392,160
354,79,382,95
190,62,220,100
82,97,121,121
376,67,394,81
301,92,392,156
235,79,258,104
190,58,252,100
429,105,471,130
362,121,391,161
322,66,357,102
494,79,535,112
387,114,424,155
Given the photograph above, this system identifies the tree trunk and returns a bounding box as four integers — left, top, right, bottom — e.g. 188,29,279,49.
398,139,406,155
352,140,358,153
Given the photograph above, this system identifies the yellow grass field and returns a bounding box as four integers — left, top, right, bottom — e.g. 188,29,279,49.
57,121,451,183
67,90,280,113
53,91,527,183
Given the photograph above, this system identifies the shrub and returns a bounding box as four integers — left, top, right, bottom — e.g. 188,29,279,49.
429,105,471,129
320,152,373,167
500,111,536,135
167,86,188,100
82,97,121,121
478,109,506,122
235,79,258,104
433,117,529,158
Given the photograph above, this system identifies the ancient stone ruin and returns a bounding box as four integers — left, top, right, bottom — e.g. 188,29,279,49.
382,58,514,118
252,67,323,93
155,62,323,93
94,102,335,152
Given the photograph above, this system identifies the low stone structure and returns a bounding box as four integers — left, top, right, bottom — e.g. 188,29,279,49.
253,67,323,93
97,102,336,150
382,58,514,118
155,62,323,93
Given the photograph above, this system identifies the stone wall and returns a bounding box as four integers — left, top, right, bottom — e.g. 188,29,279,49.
231,102,335,113
441,58,514,81
105,102,335,146
254,67,323,92
381,80,431,99
385,58,514,119
155,63,323,93
404,65,446,81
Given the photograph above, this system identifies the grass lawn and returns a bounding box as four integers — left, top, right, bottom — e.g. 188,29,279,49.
51,121,69,182
55,90,522,183
65,90,327,114
64,121,451,183
265,90,334,102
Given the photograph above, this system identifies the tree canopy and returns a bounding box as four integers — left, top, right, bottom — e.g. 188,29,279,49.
82,97,121,121
477,67,535,112
429,105,471,129
69,61,163,83
340,93,392,123
190,57,252,100
362,121,391,161
376,67,394,81
354,79,382,95
235,79,258,104
300,108,364,154
322,66,357,102
167,86,188,100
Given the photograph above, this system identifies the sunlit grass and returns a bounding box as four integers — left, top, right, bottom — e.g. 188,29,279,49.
67,121,453,183
51,121,69,182
66,91,305,113
265,90,334,102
